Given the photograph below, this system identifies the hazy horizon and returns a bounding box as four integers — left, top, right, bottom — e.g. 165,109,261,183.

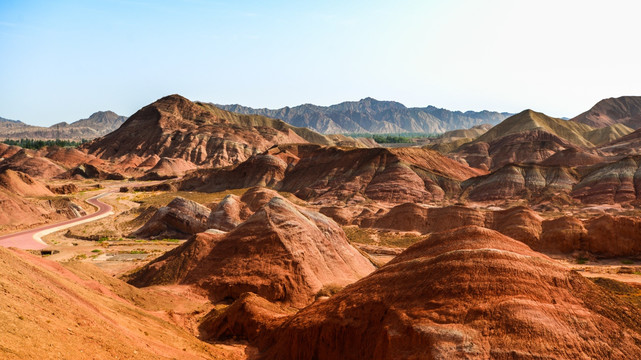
1,0,640,126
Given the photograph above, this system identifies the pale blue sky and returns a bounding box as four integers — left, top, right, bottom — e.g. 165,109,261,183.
1,0,640,125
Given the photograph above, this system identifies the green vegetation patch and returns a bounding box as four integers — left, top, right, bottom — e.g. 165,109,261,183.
343,226,425,248
591,277,641,307
2,138,87,149
132,189,249,208
343,133,438,144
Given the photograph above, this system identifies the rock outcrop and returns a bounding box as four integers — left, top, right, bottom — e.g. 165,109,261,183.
207,187,280,231
65,163,126,180
133,197,212,239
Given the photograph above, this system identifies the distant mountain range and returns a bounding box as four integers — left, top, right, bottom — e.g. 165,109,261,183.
0,111,127,141
215,97,512,134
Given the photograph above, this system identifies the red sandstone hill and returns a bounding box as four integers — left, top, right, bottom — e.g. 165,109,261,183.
179,144,484,205
82,94,370,168
0,149,66,178
240,226,641,359
0,168,83,227
0,169,53,197
0,143,22,159
39,146,103,168
127,196,375,308
572,96,641,129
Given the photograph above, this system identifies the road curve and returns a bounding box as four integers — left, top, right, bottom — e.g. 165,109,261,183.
0,191,115,250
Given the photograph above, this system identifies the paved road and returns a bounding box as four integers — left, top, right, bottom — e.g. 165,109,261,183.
0,191,115,250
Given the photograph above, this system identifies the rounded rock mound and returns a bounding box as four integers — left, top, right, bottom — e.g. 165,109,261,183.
259,226,641,359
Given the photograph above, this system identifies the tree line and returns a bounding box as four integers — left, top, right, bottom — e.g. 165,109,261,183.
2,138,88,150
346,133,438,144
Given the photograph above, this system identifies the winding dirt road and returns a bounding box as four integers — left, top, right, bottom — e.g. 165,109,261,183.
0,191,115,250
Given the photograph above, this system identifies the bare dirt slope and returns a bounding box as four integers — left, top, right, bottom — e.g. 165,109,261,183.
0,246,244,360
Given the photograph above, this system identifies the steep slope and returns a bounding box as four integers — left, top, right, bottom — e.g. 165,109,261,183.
0,246,240,359
0,143,22,159
217,98,510,134
179,144,484,204
82,94,353,168
572,96,641,129
258,226,641,359
127,197,375,308
0,169,53,197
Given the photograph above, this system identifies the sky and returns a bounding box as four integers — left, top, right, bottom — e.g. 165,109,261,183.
1,0,640,126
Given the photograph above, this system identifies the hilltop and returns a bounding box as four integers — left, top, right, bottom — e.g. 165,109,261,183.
82,95,370,168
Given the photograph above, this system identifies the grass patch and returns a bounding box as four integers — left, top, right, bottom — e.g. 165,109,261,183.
621,259,635,265
378,231,425,248
591,277,641,307
91,249,102,253
343,226,425,248
316,284,344,298
132,189,249,207
343,226,376,245
576,257,589,264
